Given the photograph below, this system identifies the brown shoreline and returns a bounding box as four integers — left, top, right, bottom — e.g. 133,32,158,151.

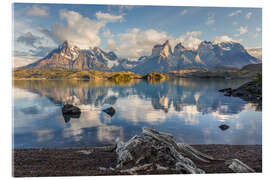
13,144,262,177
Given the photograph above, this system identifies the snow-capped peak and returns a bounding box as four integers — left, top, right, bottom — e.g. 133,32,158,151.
212,40,234,45
58,41,80,61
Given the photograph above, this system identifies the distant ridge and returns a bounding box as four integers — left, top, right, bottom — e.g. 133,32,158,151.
20,39,260,74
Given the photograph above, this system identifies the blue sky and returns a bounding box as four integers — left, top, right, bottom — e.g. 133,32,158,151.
13,3,262,59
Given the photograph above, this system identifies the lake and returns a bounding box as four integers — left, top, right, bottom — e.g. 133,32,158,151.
13,78,262,149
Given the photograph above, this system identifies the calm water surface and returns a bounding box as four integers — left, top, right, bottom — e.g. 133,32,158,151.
13,79,262,148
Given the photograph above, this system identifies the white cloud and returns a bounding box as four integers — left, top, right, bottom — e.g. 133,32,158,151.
233,21,238,25
256,27,262,32
234,26,248,37
13,55,42,68
107,29,203,59
106,39,117,51
252,34,258,38
17,10,125,56
97,125,123,143
107,5,134,13
111,28,172,59
205,13,215,25
228,10,242,17
253,27,262,38
35,129,54,142
16,32,42,47
103,29,112,38
214,35,242,43
175,31,202,50
52,10,105,49
185,31,202,37
181,9,188,15
245,12,252,19
118,5,134,12
26,5,49,17
13,18,56,57
238,26,248,34
115,95,167,124
96,11,124,22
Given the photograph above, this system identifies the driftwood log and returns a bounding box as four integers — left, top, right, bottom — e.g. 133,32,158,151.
114,127,255,174
226,159,255,173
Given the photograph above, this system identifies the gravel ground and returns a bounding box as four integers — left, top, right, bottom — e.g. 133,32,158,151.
13,145,262,177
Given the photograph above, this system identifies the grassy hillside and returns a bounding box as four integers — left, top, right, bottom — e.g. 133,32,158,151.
13,68,142,81
13,63,261,82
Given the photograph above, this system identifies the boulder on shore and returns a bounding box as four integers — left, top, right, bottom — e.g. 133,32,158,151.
218,80,262,108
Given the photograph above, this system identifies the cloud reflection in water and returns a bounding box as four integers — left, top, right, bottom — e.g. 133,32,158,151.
13,79,262,148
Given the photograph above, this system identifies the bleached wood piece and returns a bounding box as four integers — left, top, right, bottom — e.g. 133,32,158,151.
226,159,255,173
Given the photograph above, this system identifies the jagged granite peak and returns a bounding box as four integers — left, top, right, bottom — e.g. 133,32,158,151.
21,40,120,71
58,40,70,49
151,40,173,58
56,41,80,61
173,42,186,56
174,42,185,51
132,40,259,74
93,46,103,54
197,40,257,67
107,51,118,60
198,41,214,50
20,39,260,74
138,56,148,61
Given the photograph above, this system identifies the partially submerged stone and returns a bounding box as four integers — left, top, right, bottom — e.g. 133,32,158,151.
102,107,116,117
219,124,230,131
62,104,81,115
62,104,81,122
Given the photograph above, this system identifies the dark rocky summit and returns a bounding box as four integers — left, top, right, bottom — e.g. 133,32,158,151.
19,40,260,74
133,40,259,74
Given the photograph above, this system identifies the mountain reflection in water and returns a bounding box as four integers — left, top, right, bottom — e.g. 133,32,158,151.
13,79,262,148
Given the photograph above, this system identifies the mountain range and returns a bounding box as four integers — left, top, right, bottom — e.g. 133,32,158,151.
21,40,260,74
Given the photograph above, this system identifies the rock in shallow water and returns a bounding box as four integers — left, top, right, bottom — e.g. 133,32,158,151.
219,124,230,131
102,107,116,117
62,104,81,115
62,104,81,122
